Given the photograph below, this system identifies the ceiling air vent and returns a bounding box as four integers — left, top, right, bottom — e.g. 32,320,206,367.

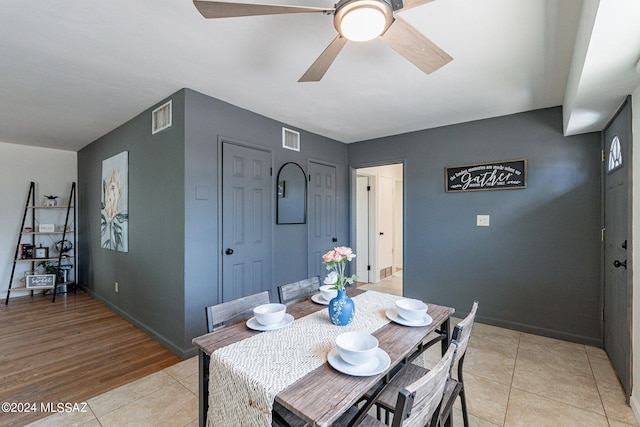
282,127,300,151
152,100,172,134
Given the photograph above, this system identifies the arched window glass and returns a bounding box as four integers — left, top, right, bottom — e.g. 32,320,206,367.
608,135,623,173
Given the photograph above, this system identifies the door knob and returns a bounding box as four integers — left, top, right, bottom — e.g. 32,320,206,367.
332,237,338,242
225,248,234,255
613,259,627,269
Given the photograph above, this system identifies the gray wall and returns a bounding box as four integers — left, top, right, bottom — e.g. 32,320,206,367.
78,94,601,354
182,89,349,350
78,92,186,354
78,88,348,358
348,107,603,345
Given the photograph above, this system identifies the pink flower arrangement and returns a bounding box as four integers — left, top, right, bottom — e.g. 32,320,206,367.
322,247,358,291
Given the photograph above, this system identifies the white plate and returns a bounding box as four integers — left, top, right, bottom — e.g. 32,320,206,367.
385,309,433,327
311,293,330,305
327,347,391,377
246,313,294,331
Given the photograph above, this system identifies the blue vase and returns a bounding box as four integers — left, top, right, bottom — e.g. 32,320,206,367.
328,290,355,326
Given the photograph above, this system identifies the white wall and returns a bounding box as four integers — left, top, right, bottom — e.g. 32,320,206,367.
0,142,77,299
631,88,640,419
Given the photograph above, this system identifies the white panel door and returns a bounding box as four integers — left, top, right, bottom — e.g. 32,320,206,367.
221,142,272,302
377,176,394,277
356,175,370,282
603,100,631,399
308,161,337,282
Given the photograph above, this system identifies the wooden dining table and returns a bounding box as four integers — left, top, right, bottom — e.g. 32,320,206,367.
192,289,455,427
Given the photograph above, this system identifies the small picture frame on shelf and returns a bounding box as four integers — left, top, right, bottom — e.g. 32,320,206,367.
34,246,49,259
26,274,56,289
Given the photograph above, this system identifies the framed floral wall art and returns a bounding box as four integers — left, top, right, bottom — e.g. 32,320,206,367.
101,151,129,252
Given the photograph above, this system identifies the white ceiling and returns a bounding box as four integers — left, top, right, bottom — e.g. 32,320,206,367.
1,0,639,152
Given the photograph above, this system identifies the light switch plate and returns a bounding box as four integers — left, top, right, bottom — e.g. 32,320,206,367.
195,185,209,200
477,215,490,227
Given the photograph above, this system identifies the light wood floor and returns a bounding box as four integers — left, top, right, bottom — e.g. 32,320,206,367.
0,290,181,426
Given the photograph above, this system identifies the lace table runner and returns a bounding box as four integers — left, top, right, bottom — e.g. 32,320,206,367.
207,290,399,427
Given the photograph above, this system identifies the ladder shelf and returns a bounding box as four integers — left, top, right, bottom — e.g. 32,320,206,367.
5,182,77,304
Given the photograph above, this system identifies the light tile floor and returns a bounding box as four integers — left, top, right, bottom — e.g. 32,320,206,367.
31,271,639,426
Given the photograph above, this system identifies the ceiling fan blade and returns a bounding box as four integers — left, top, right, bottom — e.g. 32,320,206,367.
194,0,333,19
299,35,348,82
398,0,434,12
380,16,452,74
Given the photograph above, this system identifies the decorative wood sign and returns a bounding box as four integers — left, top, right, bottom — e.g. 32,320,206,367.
26,274,56,289
446,159,527,192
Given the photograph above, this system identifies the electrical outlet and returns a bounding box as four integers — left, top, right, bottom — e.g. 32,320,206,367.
477,215,490,227
115,282,119,293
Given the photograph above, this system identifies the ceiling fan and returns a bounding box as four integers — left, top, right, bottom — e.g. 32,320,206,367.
193,0,452,82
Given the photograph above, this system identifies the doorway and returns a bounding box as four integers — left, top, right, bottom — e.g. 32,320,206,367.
603,97,632,399
354,163,403,295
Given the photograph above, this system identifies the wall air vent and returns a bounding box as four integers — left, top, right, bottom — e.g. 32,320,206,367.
152,100,172,134
282,127,300,152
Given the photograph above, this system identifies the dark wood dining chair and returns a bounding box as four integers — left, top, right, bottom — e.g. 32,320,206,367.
336,342,458,427
372,301,479,427
205,290,270,333
277,276,320,305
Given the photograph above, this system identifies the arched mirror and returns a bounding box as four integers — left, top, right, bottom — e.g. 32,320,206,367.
276,162,307,224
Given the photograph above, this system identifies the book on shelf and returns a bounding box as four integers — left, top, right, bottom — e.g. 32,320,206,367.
19,243,34,259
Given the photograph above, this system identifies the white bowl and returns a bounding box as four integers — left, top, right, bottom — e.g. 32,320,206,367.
253,303,286,326
335,331,378,365
320,284,338,301
395,298,428,322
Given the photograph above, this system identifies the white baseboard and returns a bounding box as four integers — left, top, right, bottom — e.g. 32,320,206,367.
630,393,640,424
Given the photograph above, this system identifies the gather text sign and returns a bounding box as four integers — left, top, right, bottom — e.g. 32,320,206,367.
445,159,527,192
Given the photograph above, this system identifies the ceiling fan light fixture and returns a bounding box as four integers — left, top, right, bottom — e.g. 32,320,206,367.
334,0,393,42
340,8,385,41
